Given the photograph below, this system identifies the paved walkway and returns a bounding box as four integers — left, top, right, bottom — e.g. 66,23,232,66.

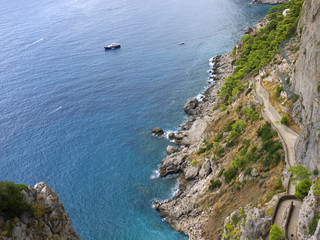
255,77,301,239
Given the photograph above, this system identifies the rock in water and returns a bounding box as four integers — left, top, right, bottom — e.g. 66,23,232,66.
183,98,198,115
168,132,175,139
151,127,164,136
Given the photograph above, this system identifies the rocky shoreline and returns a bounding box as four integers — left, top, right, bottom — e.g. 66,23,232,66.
153,52,233,239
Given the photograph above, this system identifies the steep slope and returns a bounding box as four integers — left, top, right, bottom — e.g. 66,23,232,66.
291,0,320,170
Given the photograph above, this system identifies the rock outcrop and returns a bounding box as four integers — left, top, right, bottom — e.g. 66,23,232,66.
152,127,164,136
290,0,320,170
184,98,199,115
0,182,80,240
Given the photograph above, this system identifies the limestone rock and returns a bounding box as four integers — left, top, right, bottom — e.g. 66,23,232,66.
251,168,259,177
166,146,181,155
198,159,211,179
159,152,186,177
184,98,198,115
184,166,200,180
291,0,320,170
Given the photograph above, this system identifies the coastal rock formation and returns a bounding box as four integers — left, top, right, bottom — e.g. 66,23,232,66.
159,148,188,177
166,145,181,155
155,0,320,239
152,127,164,136
0,182,80,240
184,98,199,115
297,184,319,239
290,0,320,170
252,0,288,4
155,52,234,239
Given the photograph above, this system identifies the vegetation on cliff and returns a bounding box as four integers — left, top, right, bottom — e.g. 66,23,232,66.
220,0,304,105
0,181,31,219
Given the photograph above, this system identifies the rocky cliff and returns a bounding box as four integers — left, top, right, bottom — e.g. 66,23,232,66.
154,0,320,239
291,0,320,171
0,182,80,240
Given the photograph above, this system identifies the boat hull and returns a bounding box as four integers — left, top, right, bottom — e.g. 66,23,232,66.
104,45,121,50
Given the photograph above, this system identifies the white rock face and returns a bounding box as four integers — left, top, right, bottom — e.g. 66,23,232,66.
297,184,318,239
291,0,320,170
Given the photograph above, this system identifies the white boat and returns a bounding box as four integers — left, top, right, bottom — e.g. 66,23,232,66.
178,42,185,45
104,43,121,50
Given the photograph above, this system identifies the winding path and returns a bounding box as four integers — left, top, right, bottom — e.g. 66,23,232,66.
255,75,301,239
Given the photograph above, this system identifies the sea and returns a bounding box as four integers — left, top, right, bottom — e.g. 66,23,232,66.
0,0,271,239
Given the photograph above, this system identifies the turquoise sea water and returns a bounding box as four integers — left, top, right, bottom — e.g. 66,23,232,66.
0,0,271,239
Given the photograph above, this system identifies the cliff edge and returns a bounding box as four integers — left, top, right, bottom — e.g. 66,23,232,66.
0,182,80,240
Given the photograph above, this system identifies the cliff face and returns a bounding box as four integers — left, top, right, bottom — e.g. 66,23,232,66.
291,0,320,170
0,182,80,240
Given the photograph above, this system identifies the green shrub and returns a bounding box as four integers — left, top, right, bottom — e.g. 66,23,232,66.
197,147,206,155
232,214,241,225
275,85,284,98
224,120,236,132
205,142,214,150
280,116,289,125
313,178,320,196
309,213,320,235
313,168,319,176
214,133,224,142
236,105,243,113
224,168,237,184
209,179,222,191
293,94,299,103
232,157,245,170
244,167,253,176
217,168,225,178
225,222,234,231
266,207,274,217
228,120,246,142
220,104,227,111
191,160,197,166
269,224,284,240
240,144,249,156
317,84,320,93
243,108,258,123
257,122,275,142
288,165,312,183
295,178,312,200
0,181,31,219
245,88,252,96
214,146,225,157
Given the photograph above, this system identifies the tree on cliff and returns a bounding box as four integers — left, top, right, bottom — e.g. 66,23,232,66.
270,224,285,240
0,181,32,219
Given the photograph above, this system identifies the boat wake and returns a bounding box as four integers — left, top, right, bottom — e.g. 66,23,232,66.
31,38,45,45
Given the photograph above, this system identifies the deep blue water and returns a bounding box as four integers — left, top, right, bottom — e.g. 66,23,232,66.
0,0,271,239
